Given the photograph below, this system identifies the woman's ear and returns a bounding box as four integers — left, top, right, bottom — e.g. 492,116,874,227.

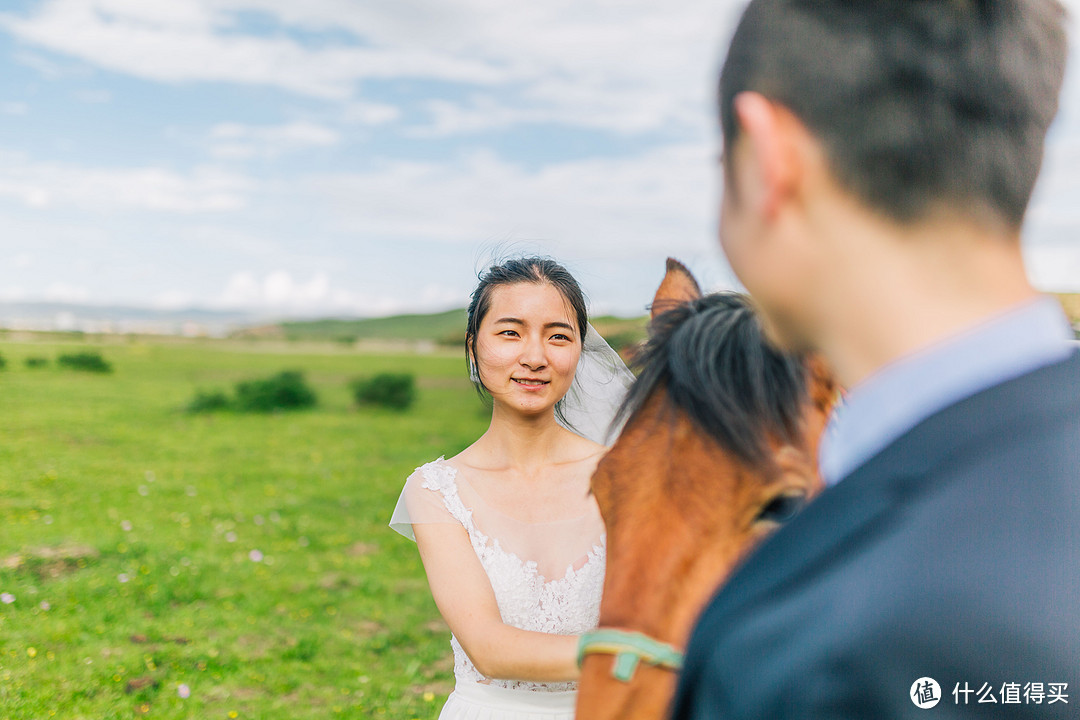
465,343,481,383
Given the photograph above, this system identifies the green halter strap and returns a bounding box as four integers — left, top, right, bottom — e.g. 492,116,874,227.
577,628,684,683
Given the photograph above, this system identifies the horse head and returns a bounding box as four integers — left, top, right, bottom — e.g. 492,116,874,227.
576,258,837,720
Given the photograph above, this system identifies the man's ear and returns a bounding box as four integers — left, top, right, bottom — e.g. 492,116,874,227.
732,92,803,219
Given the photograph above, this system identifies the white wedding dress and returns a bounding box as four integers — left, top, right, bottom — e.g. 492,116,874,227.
390,458,606,720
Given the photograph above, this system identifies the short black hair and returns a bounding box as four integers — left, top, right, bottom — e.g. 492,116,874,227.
720,0,1068,227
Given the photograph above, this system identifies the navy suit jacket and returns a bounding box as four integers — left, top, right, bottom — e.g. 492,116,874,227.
671,349,1080,719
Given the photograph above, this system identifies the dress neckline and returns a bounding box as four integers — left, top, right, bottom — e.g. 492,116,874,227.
431,457,600,527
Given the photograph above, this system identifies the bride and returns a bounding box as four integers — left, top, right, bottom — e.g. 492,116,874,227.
391,257,633,719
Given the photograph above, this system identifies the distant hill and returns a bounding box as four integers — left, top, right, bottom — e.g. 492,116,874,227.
242,308,650,352
271,308,468,344
0,301,255,336
590,315,649,356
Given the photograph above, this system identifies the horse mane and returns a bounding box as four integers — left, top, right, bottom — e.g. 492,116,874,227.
616,293,809,467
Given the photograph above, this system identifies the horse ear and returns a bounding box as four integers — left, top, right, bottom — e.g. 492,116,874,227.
651,258,703,320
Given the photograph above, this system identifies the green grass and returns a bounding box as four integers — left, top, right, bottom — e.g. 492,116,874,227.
0,337,489,719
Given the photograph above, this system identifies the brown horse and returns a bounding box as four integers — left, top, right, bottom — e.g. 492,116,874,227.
576,260,837,720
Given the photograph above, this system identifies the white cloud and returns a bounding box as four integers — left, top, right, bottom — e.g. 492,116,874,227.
219,270,331,310
218,271,259,306
0,286,27,301
208,121,340,160
305,142,717,258
1,0,1077,319
215,269,410,315
74,88,112,103
44,281,90,302
341,101,400,126
152,290,195,309
408,86,707,138
11,49,77,79
0,153,251,212
0,0,732,136
0,0,507,100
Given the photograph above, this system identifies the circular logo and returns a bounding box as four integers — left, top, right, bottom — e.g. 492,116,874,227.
911,677,941,709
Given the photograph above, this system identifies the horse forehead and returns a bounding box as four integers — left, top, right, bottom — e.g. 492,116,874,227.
595,404,753,509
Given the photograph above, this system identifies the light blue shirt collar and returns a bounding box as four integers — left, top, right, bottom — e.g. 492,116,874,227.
820,296,1075,486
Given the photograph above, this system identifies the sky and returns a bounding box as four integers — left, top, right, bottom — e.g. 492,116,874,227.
1,0,1079,321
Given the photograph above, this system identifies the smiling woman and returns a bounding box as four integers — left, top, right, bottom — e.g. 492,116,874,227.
473,283,582,417
389,257,633,720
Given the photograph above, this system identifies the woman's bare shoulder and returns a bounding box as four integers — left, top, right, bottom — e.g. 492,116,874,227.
557,429,608,473
444,437,485,470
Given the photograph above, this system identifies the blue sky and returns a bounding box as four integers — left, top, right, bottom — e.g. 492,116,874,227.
1,0,1078,320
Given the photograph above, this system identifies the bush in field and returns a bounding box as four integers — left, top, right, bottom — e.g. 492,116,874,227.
57,351,113,373
186,389,230,414
234,370,317,413
24,356,49,369
352,372,416,411
0,353,6,370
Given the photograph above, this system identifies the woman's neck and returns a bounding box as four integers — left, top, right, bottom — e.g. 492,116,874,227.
472,404,569,471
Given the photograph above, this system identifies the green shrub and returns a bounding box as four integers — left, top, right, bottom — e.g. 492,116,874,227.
233,370,317,413
352,372,416,411
0,353,6,370
57,351,113,373
186,389,230,413
24,356,49,369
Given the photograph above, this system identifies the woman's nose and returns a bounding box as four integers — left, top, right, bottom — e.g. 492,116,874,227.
519,335,547,369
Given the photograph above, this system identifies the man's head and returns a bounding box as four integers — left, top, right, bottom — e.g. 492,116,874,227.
721,0,1067,226
717,0,1068,352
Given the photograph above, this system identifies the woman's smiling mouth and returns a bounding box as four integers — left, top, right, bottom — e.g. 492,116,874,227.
512,378,550,387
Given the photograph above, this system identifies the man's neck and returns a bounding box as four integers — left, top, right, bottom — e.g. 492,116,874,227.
812,205,1039,389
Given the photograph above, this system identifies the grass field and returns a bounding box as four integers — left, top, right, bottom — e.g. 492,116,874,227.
0,336,490,719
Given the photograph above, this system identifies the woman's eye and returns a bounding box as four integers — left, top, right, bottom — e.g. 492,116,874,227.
499,330,519,337
550,334,571,342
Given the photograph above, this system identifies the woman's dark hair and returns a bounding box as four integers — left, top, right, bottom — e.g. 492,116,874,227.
465,257,588,399
617,293,808,467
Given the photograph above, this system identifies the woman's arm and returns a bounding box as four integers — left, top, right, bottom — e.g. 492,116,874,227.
414,521,580,683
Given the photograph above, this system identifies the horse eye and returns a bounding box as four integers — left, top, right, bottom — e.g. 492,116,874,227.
756,493,807,525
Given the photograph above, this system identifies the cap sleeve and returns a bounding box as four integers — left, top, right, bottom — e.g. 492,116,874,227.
388,460,462,541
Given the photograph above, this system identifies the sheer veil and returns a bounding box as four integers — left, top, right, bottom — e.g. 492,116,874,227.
556,323,636,446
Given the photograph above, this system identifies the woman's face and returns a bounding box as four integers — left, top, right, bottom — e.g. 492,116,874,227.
474,282,582,417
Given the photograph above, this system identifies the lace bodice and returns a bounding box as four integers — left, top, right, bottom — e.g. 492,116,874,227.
403,459,606,692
